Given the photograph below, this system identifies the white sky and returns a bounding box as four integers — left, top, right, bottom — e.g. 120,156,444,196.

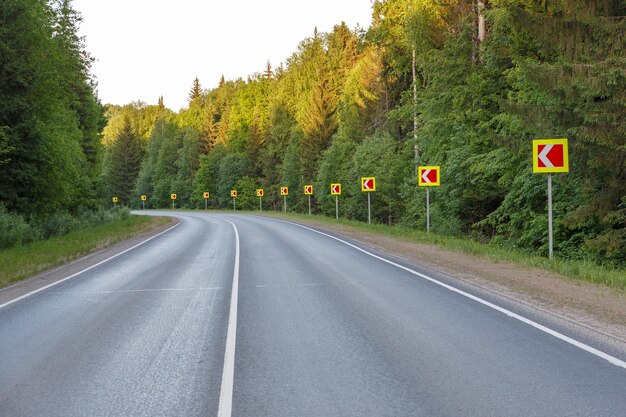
73,0,374,111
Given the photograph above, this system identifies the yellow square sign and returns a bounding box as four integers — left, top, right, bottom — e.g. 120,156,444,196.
141,195,147,201
418,166,440,186
230,190,237,198
304,185,313,195
361,177,376,192
256,189,264,197
533,138,569,173
170,194,177,200
331,184,341,195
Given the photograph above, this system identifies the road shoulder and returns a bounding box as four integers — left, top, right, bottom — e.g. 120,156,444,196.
0,217,179,307
272,216,626,344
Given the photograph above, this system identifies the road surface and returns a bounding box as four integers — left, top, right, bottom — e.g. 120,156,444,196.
0,212,624,416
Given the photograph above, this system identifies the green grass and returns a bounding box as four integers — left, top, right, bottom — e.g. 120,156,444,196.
0,215,172,288
249,211,626,291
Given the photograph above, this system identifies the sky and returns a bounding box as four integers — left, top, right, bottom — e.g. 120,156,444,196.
73,0,374,111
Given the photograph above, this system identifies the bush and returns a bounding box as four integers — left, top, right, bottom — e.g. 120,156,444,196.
0,204,40,249
0,206,133,250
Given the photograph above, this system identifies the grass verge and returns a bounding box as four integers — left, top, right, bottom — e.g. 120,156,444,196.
0,215,172,288
253,211,626,291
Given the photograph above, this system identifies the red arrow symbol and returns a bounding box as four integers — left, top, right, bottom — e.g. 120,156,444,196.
363,179,373,189
332,185,339,193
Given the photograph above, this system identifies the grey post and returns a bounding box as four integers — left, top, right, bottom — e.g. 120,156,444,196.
308,195,311,215
284,196,287,214
259,197,262,211
548,173,553,259
367,193,371,225
335,195,339,219
426,188,430,233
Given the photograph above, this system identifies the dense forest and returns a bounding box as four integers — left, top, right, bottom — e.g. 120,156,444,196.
1,0,624,267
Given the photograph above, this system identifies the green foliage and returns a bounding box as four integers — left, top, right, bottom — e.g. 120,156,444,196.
107,117,143,205
0,204,39,249
217,153,250,207
0,0,103,217
95,0,625,269
233,176,257,210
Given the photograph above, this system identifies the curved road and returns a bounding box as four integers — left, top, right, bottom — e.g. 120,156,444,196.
0,212,624,416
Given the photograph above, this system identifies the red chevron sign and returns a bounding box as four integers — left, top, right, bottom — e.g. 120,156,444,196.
418,166,440,186
361,177,376,192
533,139,569,173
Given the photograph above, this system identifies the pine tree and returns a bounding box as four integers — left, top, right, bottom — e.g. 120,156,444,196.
188,77,202,102
108,117,143,204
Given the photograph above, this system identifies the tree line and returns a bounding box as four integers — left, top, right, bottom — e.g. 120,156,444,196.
1,1,623,267
102,0,625,266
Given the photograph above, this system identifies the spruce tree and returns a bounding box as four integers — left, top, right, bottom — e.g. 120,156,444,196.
188,77,202,102
108,117,143,204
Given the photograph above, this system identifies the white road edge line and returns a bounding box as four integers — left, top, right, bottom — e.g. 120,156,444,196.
217,219,240,417
0,221,181,311
270,217,626,370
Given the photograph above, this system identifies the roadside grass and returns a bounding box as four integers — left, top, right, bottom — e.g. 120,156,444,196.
0,215,171,288
243,210,625,291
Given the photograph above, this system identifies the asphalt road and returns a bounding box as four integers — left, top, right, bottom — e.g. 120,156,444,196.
0,212,624,417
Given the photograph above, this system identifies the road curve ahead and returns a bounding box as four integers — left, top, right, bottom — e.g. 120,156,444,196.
0,211,624,417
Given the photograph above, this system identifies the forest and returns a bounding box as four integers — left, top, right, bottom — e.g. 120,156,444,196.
1,0,624,267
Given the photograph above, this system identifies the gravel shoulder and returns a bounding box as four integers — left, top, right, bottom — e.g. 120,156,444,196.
279,217,626,344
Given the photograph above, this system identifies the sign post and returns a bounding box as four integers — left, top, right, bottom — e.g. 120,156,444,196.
141,195,147,210
361,177,376,224
170,193,177,210
230,190,237,211
203,192,210,210
280,187,289,213
331,183,341,219
256,189,264,211
112,197,118,209
418,166,441,232
304,185,313,215
533,138,569,259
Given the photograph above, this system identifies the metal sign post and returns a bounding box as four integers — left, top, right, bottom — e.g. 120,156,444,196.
532,138,569,259
283,196,287,213
205,198,208,210
143,200,145,210
335,196,339,220
304,185,313,215
426,188,430,233
361,177,376,225
233,197,236,211
418,166,440,233
259,197,263,211
548,173,553,258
